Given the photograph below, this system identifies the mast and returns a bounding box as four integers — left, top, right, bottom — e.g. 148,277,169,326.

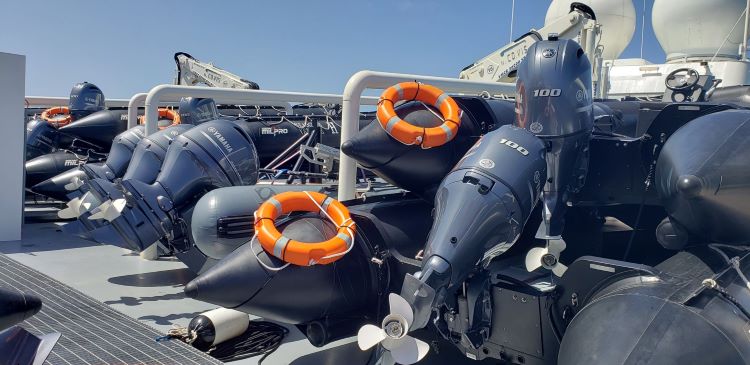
743,0,749,59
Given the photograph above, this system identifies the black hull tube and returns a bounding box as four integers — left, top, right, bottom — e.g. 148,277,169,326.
30,126,147,200
185,194,434,327
342,97,515,199
655,109,750,247
559,249,750,364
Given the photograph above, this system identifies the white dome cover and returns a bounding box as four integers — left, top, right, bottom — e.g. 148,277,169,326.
652,0,746,61
545,0,636,60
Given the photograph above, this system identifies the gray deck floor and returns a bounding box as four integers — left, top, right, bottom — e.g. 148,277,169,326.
4,207,482,365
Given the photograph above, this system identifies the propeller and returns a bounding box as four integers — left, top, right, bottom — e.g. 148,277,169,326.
525,238,567,277
357,293,430,365
88,198,126,222
57,192,99,219
64,176,84,191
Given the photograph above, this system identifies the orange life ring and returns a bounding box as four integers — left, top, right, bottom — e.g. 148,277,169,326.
254,191,356,266
376,82,462,148
41,106,73,127
138,108,181,129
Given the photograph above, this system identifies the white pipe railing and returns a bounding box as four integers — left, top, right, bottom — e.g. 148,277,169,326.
127,93,147,128
337,70,516,201
141,85,380,135
25,96,132,108
127,91,295,128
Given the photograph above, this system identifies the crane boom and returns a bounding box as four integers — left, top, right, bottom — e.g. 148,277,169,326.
174,52,260,89
459,3,597,83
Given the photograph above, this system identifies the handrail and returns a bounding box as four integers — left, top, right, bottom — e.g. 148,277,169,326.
25,96,132,108
337,70,516,201
127,91,295,128
141,85,380,135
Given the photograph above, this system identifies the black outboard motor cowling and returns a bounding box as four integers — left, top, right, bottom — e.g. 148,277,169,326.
25,119,61,160
68,82,105,120
82,126,146,180
402,125,547,330
515,38,593,238
103,120,259,252
179,97,219,125
62,125,194,237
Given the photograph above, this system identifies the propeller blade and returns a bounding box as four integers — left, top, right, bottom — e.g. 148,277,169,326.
58,197,83,219
552,262,568,277
64,176,84,191
387,336,430,365
88,199,126,222
525,247,547,272
357,324,386,350
548,238,566,256
388,293,414,328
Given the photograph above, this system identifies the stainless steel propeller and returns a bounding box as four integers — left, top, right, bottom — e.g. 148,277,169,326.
357,293,430,365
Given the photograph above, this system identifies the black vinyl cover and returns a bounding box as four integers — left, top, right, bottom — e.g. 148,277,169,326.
0,287,42,332
341,97,515,199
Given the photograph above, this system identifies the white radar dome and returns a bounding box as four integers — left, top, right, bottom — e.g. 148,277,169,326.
546,0,636,60
653,0,746,62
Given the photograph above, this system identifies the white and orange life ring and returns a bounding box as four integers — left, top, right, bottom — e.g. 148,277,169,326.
376,82,462,148
254,191,355,267
41,106,73,127
138,108,181,129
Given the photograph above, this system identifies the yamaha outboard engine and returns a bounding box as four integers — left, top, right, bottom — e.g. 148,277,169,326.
397,125,546,331
60,124,194,236
68,82,105,120
515,37,593,242
25,119,62,160
93,120,259,252
655,109,750,248
30,126,146,200
179,97,219,125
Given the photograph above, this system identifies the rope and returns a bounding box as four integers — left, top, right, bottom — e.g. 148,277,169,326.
303,191,356,262
160,321,288,363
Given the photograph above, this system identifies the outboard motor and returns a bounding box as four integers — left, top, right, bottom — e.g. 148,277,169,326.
68,82,105,120
179,97,219,125
25,119,62,160
30,126,146,200
395,125,546,331
35,97,218,201
91,120,259,252
24,82,108,161
515,37,593,249
60,124,194,236
655,109,750,248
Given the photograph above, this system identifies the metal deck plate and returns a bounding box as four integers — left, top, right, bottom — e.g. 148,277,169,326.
0,253,223,365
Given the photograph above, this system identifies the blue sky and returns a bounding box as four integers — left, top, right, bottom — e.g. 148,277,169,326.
1,0,663,98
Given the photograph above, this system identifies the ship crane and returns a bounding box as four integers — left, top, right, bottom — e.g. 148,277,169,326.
174,52,260,89
459,3,602,90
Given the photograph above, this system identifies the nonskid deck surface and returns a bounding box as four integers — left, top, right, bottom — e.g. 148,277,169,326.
0,252,222,365
2,212,371,365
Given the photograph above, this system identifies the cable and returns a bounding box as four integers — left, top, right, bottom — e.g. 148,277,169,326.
162,321,288,364
208,321,289,363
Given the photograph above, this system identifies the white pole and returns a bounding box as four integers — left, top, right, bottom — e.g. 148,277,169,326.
743,0,750,59
640,0,646,59
509,0,516,43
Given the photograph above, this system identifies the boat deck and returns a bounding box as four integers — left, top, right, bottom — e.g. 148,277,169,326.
3,207,486,364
